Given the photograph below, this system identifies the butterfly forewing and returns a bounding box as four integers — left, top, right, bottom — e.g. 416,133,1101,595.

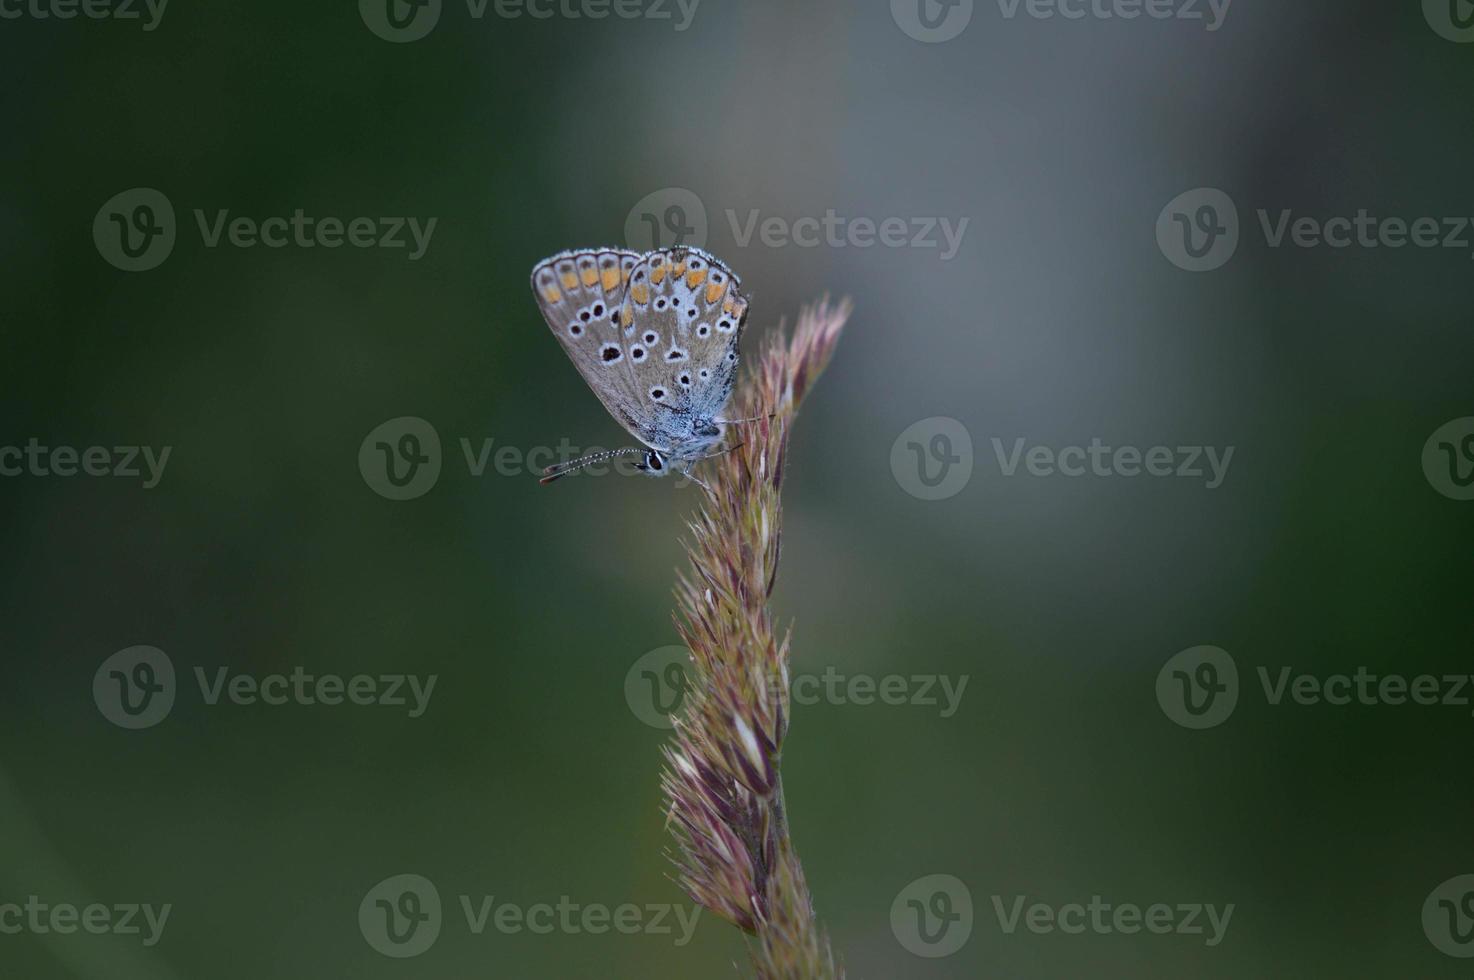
530,247,660,443
532,245,749,462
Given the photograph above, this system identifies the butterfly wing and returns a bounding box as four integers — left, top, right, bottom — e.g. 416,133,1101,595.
617,246,749,428
531,247,663,445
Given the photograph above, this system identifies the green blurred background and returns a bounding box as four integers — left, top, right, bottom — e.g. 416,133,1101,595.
3,1,1473,976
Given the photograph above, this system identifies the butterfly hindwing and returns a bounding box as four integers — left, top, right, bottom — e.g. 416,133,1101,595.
618,246,749,425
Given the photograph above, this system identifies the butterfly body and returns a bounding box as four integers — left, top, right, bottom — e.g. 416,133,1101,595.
531,246,750,483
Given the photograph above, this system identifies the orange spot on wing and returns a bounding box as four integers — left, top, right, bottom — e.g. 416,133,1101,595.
631,283,650,304
560,271,579,290
705,281,725,304
650,266,667,285
601,267,620,291
580,266,599,287
686,268,707,289
542,286,562,303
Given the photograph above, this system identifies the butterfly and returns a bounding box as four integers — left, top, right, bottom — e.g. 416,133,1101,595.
530,246,755,490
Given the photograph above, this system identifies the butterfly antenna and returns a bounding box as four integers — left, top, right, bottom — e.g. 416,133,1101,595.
539,448,643,485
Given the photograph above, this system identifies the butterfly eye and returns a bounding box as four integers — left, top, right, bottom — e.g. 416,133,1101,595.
568,322,583,337
643,331,657,345
649,387,666,402
600,344,622,363
592,303,603,317
631,346,646,362
726,352,737,362
699,369,710,379
717,318,734,332
655,298,667,310
665,347,687,361
696,324,710,337
677,373,691,387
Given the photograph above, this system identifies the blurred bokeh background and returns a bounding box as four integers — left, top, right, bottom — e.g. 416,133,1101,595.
3,0,1473,976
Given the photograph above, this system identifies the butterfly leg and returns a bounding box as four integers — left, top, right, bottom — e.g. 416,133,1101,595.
683,470,714,493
